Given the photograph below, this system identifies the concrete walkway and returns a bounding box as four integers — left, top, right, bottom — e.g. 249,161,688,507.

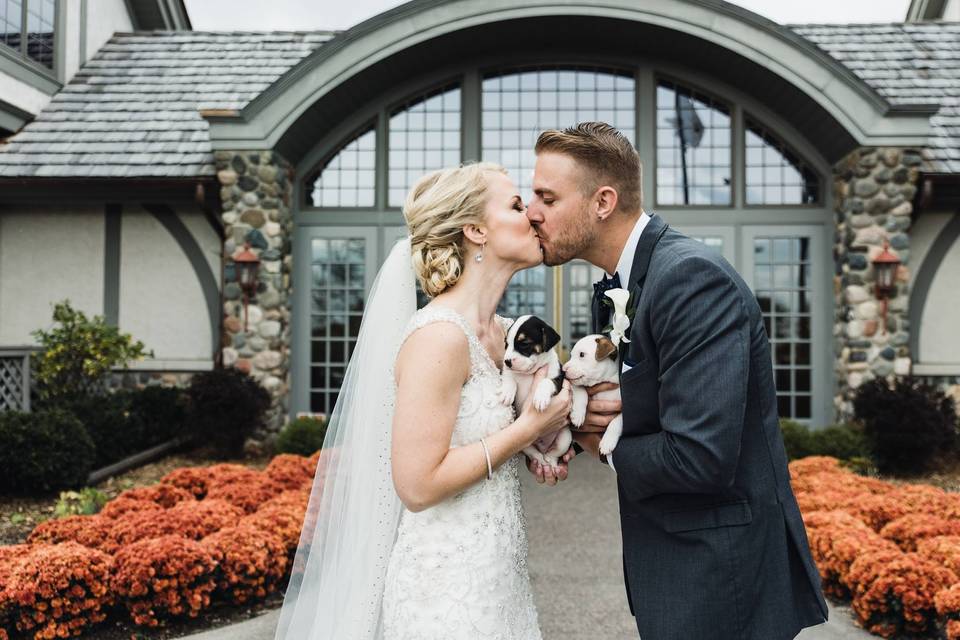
182,455,873,640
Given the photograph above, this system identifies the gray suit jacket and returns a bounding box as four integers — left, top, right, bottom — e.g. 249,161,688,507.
594,213,828,640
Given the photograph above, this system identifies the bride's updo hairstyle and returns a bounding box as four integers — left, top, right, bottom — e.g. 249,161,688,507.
403,161,507,297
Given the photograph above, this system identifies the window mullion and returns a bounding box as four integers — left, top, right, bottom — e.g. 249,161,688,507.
462,69,481,163
732,102,745,209
636,65,656,212
375,108,388,213
21,0,28,58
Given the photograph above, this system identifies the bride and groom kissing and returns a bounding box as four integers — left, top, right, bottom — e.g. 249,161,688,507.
274,122,829,639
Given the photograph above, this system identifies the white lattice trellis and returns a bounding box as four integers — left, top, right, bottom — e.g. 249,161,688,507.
0,349,36,412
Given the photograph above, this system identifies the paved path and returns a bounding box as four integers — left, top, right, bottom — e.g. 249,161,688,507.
182,455,873,640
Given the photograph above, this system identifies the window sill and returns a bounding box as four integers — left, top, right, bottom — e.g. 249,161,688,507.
0,43,61,95
913,363,960,377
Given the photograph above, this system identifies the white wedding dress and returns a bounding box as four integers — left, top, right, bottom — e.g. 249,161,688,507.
380,306,543,640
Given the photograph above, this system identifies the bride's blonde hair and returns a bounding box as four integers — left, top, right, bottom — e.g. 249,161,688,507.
404,162,507,297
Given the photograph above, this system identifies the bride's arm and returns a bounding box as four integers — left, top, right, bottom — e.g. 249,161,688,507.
391,323,570,513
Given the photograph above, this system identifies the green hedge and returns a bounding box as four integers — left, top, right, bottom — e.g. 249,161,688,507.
0,409,96,494
780,419,871,462
274,416,328,456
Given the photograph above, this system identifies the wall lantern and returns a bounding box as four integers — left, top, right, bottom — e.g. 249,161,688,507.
233,242,261,332
871,241,901,335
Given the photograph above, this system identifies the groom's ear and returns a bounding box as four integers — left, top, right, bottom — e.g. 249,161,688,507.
595,336,618,361
594,185,619,221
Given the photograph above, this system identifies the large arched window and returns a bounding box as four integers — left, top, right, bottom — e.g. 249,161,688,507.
296,64,830,423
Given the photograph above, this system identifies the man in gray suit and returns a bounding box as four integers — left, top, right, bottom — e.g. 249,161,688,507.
525,122,828,639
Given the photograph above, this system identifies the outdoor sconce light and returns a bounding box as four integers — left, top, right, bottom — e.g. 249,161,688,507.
233,242,261,332
871,241,901,335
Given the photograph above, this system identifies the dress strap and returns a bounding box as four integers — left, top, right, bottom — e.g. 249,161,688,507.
399,307,500,377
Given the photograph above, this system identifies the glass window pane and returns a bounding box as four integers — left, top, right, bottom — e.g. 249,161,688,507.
387,84,462,207
25,0,53,68
745,119,820,205
1,0,23,52
307,127,377,207
656,80,731,205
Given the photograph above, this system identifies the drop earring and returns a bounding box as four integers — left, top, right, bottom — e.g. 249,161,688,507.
475,241,485,263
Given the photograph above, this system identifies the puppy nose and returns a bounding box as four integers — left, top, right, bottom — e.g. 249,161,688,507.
504,359,512,368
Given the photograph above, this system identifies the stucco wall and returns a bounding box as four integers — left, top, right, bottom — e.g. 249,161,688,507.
0,207,105,346
911,211,960,369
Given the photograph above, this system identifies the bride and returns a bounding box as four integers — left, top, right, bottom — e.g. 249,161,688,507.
274,162,573,639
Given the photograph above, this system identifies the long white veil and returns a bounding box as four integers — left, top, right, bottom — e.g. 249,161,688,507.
275,236,416,639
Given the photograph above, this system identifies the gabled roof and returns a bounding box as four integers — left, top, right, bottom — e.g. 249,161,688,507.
0,31,333,178
792,22,960,173
0,22,957,180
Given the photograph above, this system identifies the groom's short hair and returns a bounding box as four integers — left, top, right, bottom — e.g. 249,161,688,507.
534,122,642,213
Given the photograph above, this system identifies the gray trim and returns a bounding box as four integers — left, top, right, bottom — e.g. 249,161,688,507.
909,212,960,362
906,0,947,21
143,203,221,359
79,0,87,66
0,98,33,133
103,203,122,326
461,69,480,163
209,0,935,153
54,0,65,83
122,0,141,29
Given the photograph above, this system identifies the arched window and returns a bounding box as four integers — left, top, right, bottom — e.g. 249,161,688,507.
388,84,462,207
656,80,731,206
305,125,377,208
745,120,820,205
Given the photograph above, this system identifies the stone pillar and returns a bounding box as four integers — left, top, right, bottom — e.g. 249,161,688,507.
832,147,922,420
215,150,294,442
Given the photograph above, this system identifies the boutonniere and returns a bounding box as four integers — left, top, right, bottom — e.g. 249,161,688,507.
602,288,635,347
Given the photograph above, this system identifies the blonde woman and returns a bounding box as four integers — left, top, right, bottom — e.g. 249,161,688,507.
275,162,572,640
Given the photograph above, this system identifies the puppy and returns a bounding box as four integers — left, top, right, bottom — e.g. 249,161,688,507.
562,335,624,457
499,315,569,471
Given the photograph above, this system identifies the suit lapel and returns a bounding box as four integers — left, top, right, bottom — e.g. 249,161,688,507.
618,213,669,371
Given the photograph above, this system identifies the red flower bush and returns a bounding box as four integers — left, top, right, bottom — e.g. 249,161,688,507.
880,514,960,552
919,535,960,574
935,583,960,638
205,474,283,514
264,454,314,491
789,456,843,477
851,553,957,638
97,498,163,521
159,466,213,499
26,516,115,554
3,542,113,640
201,523,288,604
108,499,243,550
110,535,218,627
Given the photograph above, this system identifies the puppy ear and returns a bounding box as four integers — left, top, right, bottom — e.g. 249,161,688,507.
540,323,561,351
595,336,618,361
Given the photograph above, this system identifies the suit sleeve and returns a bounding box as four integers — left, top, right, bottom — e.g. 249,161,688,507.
612,255,749,502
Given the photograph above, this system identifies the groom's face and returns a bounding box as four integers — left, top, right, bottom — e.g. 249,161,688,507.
527,152,598,266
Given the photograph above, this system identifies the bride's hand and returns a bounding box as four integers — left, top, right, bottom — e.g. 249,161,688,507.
519,366,572,441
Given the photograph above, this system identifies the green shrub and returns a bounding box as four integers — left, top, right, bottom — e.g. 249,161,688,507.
274,416,328,456
185,368,271,458
0,409,96,494
63,392,135,468
127,385,187,446
779,419,870,462
54,487,110,517
30,300,151,404
853,376,959,475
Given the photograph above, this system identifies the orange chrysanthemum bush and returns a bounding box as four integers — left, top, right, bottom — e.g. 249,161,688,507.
200,523,288,604
918,536,960,575
2,542,113,640
159,466,213,500
110,535,218,627
788,455,844,477
935,584,960,639
99,484,195,520
108,498,244,551
850,553,958,638
204,474,283,515
880,514,960,552
26,516,115,554
242,489,311,560
264,454,315,491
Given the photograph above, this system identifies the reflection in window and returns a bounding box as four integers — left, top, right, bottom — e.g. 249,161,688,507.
307,126,376,208
497,267,547,319
752,236,813,421
2,0,55,69
656,81,731,206
389,85,461,207
482,67,636,197
689,235,724,255
309,237,366,414
745,121,819,205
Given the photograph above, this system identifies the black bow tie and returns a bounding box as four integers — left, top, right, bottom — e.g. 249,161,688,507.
592,272,622,329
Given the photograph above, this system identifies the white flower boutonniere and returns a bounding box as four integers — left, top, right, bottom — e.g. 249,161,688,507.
603,288,635,348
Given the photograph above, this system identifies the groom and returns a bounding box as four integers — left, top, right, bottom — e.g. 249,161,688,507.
525,122,828,639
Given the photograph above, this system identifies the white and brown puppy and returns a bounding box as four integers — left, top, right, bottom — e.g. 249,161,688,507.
562,335,624,457
499,315,570,470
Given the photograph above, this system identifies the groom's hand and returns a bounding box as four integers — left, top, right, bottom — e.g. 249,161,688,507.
578,382,621,432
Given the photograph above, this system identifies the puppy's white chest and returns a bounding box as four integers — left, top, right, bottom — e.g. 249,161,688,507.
512,373,537,407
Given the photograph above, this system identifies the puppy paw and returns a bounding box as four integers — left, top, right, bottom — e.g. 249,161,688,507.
498,383,516,406
533,383,553,412
599,433,619,457
569,403,586,427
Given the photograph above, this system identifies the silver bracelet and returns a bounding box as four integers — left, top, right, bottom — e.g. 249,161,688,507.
479,437,493,480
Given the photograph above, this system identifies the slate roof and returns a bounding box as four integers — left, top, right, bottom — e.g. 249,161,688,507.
0,24,958,179
792,23,960,173
0,31,334,178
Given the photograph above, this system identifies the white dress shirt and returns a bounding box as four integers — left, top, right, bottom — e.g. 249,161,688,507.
602,211,651,472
